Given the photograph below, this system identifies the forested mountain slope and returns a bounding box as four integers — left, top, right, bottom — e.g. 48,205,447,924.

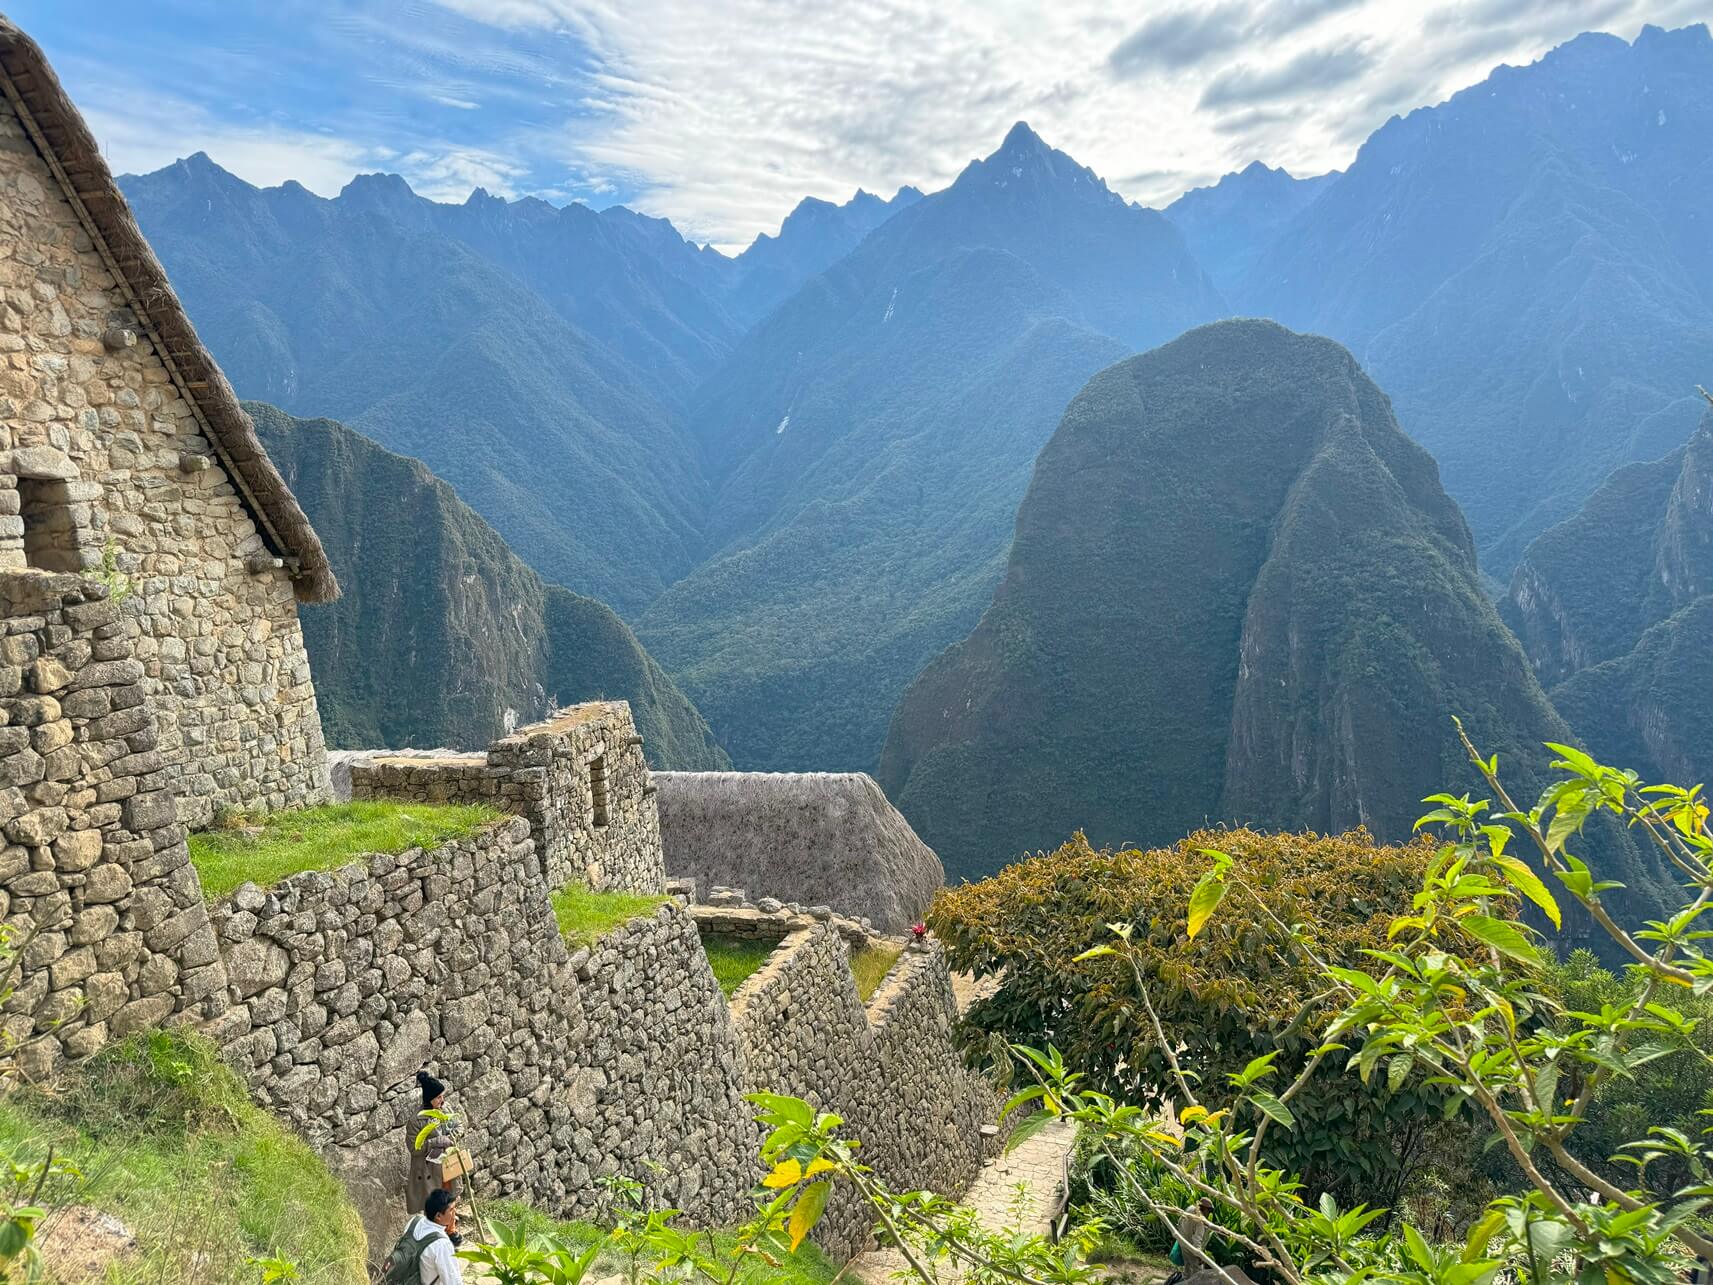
252,403,728,770
879,322,1665,929
1505,410,1713,790
637,123,1221,770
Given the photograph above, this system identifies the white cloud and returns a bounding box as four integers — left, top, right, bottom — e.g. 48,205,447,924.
81,91,380,195
429,0,1709,248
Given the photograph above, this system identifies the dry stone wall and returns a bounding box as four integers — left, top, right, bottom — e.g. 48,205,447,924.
0,570,227,1079
0,92,327,826
349,702,664,893
205,816,757,1256
200,809,992,1264
730,928,1000,1261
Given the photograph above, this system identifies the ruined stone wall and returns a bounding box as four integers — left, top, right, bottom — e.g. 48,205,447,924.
202,808,994,1264
730,928,1000,1261
206,816,757,1256
0,570,228,1078
0,94,327,826
349,702,664,894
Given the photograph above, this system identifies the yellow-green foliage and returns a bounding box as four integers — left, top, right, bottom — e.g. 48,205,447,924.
700,935,776,996
849,943,903,1002
551,883,668,946
188,801,500,897
932,827,1445,1200
487,1200,840,1285
0,1030,366,1283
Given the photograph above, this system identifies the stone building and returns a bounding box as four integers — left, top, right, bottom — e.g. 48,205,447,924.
0,20,335,825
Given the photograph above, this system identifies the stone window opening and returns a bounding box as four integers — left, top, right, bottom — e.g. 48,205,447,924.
590,754,610,829
17,476,84,573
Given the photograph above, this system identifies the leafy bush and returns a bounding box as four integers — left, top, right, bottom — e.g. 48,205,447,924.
931,827,1450,1205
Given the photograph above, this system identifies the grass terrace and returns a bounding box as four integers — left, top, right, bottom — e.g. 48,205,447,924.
551,883,669,947
0,1030,366,1283
700,934,777,996
188,801,500,898
850,942,904,1002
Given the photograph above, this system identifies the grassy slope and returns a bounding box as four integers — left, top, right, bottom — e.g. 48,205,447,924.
0,1032,365,1284
188,801,498,897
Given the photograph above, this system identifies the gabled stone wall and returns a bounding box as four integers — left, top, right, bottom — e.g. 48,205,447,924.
0,570,227,1078
348,701,664,893
0,94,327,826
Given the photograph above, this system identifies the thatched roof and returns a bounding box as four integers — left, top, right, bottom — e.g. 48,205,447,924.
0,18,337,602
654,772,945,933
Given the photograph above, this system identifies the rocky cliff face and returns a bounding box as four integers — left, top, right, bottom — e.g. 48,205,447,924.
880,321,1663,925
250,403,729,770
1506,411,1713,789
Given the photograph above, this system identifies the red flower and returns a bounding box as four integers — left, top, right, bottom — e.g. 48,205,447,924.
910,922,928,939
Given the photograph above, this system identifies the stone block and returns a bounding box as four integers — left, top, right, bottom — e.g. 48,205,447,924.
51,828,101,872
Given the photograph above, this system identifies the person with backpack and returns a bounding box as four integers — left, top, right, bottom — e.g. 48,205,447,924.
382,1187,463,1285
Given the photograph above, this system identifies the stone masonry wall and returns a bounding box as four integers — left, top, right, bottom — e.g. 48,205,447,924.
349,701,664,894
203,809,993,1264
0,570,228,1079
207,815,756,1257
0,92,327,827
731,927,1001,1261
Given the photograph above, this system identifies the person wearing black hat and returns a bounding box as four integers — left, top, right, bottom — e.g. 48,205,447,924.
406,1070,462,1216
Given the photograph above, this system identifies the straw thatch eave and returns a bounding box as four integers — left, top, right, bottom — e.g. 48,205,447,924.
0,17,337,602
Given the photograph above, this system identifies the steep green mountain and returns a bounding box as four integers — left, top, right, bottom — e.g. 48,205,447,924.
1229,23,1713,572
728,186,923,324
121,156,713,614
250,402,728,770
1504,411,1713,788
1163,162,1336,294
638,123,1221,771
878,321,1666,931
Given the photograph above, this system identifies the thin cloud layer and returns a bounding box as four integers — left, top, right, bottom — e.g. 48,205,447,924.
7,0,1710,250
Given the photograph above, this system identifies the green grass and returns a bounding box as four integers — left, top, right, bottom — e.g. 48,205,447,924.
188,801,501,898
850,943,904,1002
0,1030,366,1283
700,935,778,997
551,883,669,946
487,1200,840,1285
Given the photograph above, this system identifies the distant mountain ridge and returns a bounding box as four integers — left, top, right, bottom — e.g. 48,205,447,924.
250,402,729,770
637,122,1220,771
1194,22,1713,573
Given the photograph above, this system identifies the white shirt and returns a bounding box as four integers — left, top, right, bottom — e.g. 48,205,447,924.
411,1215,462,1285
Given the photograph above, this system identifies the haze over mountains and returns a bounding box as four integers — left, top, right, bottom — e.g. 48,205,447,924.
120,21,1713,881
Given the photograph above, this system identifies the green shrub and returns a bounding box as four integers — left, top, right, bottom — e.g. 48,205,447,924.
188,801,500,897
931,827,1452,1207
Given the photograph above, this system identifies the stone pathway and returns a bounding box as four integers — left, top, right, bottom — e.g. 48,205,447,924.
847,1118,1078,1284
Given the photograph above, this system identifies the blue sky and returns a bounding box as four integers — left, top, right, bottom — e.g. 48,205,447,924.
9,0,1711,250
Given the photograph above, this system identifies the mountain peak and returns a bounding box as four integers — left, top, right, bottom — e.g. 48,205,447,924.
337,171,421,215
1000,120,1047,154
